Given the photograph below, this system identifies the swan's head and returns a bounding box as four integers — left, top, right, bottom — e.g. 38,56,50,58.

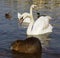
18,13,31,24
19,17,24,24
31,4,37,9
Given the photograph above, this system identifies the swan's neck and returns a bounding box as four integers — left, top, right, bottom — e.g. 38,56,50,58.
30,6,34,22
27,6,34,35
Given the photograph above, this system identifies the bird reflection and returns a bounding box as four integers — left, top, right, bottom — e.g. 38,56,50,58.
27,33,51,48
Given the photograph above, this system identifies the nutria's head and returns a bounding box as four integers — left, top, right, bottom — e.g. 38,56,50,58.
10,40,22,51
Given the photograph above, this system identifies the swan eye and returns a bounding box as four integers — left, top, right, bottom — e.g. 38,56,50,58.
20,17,23,20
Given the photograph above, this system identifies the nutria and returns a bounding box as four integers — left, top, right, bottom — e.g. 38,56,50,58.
5,13,12,19
10,37,42,58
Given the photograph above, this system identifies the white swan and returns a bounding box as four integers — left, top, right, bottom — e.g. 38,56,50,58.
17,4,36,24
31,16,53,35
18,12,31,24
20,5,53,35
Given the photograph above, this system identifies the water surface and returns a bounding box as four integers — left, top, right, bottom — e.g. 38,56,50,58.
0,0,60,58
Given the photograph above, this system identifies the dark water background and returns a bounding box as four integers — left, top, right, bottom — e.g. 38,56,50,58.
0,0,60,58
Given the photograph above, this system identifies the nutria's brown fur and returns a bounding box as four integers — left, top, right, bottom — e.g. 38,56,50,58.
10,37,42,58
5,13,12,19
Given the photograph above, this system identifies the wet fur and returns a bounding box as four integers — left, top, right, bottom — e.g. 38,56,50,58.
10,37,42,58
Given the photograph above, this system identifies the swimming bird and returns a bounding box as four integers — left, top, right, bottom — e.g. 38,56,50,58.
17,4,37,24
31,16,53,35
17,5,36,23
10,37,42,58
5,12,12,19
18,12,31,24
20,5,53,35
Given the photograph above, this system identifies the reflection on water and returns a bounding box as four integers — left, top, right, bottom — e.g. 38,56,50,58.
0,0,60,58
27,33,51,48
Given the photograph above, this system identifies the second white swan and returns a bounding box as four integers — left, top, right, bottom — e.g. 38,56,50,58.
18,12,31,24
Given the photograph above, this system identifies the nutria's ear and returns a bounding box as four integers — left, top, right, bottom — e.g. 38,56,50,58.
15,40,21,43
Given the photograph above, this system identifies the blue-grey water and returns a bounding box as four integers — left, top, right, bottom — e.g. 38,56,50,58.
0,0,60,58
